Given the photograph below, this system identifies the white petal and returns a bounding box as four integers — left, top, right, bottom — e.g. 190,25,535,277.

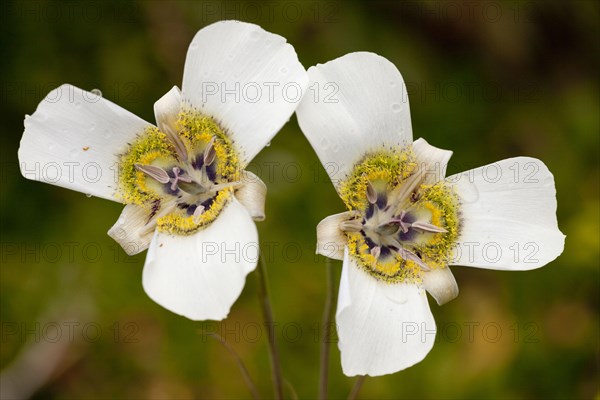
337,249,436,376
182,21,308,166
412,138,453,184
142,198,258,321
154,85,181,133
447,157,565,270
107,204,154,256
18,84,152,202
421,267,459,306
297,52,413,190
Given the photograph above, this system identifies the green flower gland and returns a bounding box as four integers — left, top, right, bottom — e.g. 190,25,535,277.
339,147,460,284
118,110,241,235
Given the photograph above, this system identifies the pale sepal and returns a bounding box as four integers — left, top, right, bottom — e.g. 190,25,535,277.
316,212,356,260
235,170,267,221
421,266,459,306
153,86,182,134
412,138,453,185
107,204,156,256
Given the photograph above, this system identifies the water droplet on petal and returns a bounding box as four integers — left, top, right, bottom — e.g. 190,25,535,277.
86,193,93,198
189,41,199,50
91,88,102,97
391,103,402,113
265,142,271,147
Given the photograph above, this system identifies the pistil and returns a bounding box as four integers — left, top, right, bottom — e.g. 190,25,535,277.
169,166,192,190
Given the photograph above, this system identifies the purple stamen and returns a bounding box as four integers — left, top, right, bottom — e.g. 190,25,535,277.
204,137,217,166
366,181,377,204
371,245,381,259
163,125,188,162
396,247,430,271
411,221,447,233
135,164,170,184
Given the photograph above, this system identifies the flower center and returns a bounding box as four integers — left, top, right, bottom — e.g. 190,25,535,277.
339,149,459,283
118,110,241,235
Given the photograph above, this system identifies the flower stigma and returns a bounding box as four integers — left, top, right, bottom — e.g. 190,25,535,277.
118,110,241,235
338,147,460,283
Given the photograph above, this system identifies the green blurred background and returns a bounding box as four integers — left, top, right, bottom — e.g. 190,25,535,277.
1,0,598,399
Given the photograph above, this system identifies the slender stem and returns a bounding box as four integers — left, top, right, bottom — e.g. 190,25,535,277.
256,252,284,400
284,378,299,400
319,258,336,399
204,332,260,399
347,376,366,400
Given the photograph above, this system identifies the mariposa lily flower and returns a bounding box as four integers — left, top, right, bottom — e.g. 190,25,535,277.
18,21,308,320
297,52,565,376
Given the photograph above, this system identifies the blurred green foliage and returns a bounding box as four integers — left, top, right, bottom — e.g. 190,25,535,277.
1,0,598,399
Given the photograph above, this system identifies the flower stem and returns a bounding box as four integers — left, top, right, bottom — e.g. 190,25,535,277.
256,252,284,400
347,376,366,400
319,258,336,399
284,378,299,400
204,332,260,399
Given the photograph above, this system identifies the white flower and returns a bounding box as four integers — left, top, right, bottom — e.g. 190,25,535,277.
296,52,565,376
18,21,308,321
